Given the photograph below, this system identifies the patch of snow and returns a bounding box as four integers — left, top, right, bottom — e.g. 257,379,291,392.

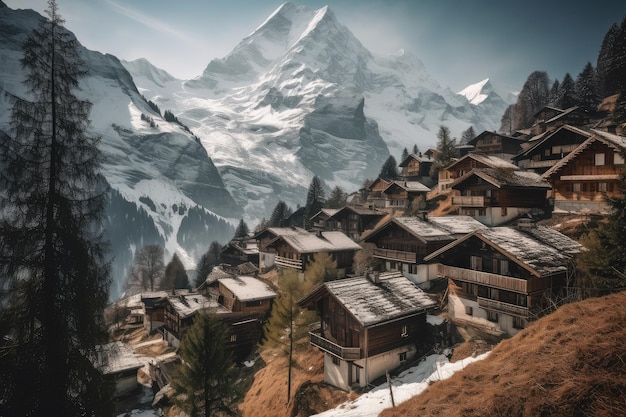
426,314,446,326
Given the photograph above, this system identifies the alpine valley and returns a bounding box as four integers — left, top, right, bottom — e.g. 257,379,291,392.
0,1,512,299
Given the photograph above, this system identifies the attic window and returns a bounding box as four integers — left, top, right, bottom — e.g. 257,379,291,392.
595,153,605,166
615,153,625,165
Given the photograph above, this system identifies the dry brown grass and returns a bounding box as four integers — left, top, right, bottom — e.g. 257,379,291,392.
380,291,626,417
238,339,354,417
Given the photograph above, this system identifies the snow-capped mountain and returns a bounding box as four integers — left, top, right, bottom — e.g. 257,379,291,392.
126,2,510,220
0,3,240,299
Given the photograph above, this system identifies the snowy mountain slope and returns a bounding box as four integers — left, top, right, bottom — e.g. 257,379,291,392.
127,2,509,220
0,3,240,299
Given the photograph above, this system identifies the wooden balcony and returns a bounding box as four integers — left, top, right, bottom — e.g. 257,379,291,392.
452,196,486,207
274,255,303,270
373,248,416,263
528,159,557,168
438,264,527,293
478,297,529,318
309,328,361,360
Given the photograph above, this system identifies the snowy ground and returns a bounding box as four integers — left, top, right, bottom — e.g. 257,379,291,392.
312,351,490,417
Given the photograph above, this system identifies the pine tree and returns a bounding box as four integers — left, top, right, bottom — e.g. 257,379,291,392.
548,79,561,106
305,176,325,229
171,311,238,417
499,104,514,135
430,125,459,179
460,126,475,145
162,253,189,290
234,218,250,238
379,155,399,180
557,73,577,109
575,62,600,111
127,244,165,292
512,71,551,130
596,16,626,98
412,144,419,155
0,2,113,415
325,186,347,209
269,200,292,227
401,147,409,162
305,252,338,282
194,241,221,288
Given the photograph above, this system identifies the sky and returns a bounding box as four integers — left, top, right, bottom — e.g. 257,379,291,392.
4,0,626,92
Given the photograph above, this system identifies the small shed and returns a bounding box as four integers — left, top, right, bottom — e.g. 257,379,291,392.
96,341,144,397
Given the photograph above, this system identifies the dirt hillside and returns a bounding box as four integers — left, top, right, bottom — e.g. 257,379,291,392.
380,291,626,417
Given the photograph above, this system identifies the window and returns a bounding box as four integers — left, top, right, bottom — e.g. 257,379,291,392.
465,305,473,316
478,208,486,216
500,260,509,275
615,152,625,165
399,352,407,362
516,294,527,307
573,183,581,193
470,255,483,271
488,287,499,300
230,334,237,342
599,182,608,192
487,311,498,322
595,153,605,166
544,148,551,156
409,264,418,274
401,325,408,338
513,316,525,329
332,356,341,366
501,207,508,216
246,300,263,307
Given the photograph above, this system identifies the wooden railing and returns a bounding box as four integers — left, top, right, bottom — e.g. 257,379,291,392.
373,248,416,262
528,159,557,168
275,255,303,270
477,297,529,318
438,265,527,293
452,196,486,207
309,328,361,360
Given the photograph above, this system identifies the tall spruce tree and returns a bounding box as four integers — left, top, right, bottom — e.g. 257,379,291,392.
325,186,347,209
304,175,325,228
557,73,577,109
597,16,626,98
548,79,561,106
430,125,459,179
268,200,292,227
512,71,551,130
575,62,600,111
162,253,190,290
460,126,475,145
194,241,221,288
0,1,113,415
171,311,238,417
401,147,409,162
379,155,399,180
234,218,250,238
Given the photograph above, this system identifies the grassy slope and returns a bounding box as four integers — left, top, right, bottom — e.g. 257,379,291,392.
380,291,626,417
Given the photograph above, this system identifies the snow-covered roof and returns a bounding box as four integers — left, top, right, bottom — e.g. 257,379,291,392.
398,153,434,167
468,132,524,147
383,180,430,193
218,276,276,302
269,229,361,253
515,124,591,158
167,293,228,318
452,168,551,189
302,271,435,327
332,206,384,217
427,215,487,235
545,106,582,124
362,216,456,244
96,341,144,375
522,226,584,255
445,152,519,171
425,227,574,276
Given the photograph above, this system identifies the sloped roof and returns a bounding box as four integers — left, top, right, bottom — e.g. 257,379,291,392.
300,271,436,327
542,130,626,179
424,227,575,276
268,229,361,254
96,341,144,375
398,153,435,167
253,226,308,241
334,206,385,217
532,105,564,119
218,276,276,302
514,124,592,159
523,226,584,255
168,293,228,318
444,152,519,171
545,106,584,124
363,216,455,244
468,131,525,146
383,180,430,194
427,215,488,235
452,168,551,189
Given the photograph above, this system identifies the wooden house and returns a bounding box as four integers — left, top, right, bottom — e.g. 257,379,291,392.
381,180,430,212
141,290,179,334
438,153,518,192
424,226,582,336
219,237,259,267
298,271,436,390
360,214,485,288
398,153,435,179
254,227,308,271
466,131,526,160
96,341,145,398
312,206,386,241
450,168,552,226
310,208,340,232
531,106,591,135
513,124,592,174
541,129,626,213
261,229,361,276
214,275,276,314
365,177,391,208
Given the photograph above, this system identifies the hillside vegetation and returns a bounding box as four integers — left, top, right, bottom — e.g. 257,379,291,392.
380,291,626,417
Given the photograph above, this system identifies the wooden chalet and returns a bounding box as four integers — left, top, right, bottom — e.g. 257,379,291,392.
531,106,591,135
365,177,391,208
219,237,259,267
398,152,435,179
360,214,485,288
438,153,518,192
381,180,430,212
261,228,361,276
312,206,386,241
541,129,626,213
299,271,436,390
254,227,308,271
310,208,341,232
96,341,145,398
450,168,552,226
424,225,583,336
466,131,526,160
513,124,592,174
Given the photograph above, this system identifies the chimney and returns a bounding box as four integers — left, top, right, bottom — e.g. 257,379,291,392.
366,269,380,284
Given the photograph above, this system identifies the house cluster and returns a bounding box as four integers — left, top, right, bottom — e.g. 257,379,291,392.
111,100,622,395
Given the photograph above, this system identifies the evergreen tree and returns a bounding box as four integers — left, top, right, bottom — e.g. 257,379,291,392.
304,176,325,229
500,104,514,135
379,155,399,180
576,166,626,296
162,253,190,290
557,73,577,109
460,126,475,145
548,79,561,106
305,252,339,282
412,144,419,155
401,147,409,162
268,200,292,227
128,244,165,293
430,125,459,179
234,218,250,238
171,311,238,417
0,2,114,415
575,62,600,111
512,71,551,130
325,186,348,209
194,241,221,288
596,16,626,98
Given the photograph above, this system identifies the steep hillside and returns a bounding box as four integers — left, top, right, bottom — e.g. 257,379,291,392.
380,291,626,417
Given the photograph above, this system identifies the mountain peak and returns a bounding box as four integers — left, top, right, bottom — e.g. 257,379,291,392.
458,78,492,105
